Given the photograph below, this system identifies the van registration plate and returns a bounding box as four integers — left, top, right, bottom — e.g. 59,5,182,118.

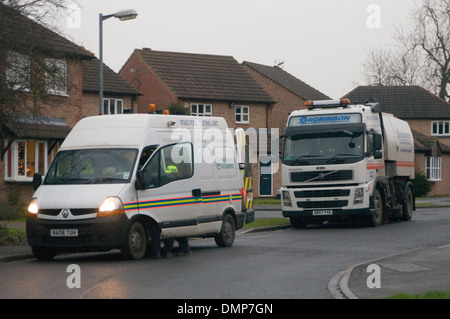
51,229,78,237
312,210,333,216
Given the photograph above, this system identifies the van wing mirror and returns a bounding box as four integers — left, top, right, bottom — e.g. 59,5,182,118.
32,173,42,191
135,171,145,190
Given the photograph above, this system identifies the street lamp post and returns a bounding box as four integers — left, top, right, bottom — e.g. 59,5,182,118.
99,9,138,115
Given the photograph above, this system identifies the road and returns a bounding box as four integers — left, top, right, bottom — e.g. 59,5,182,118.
0,207,449,299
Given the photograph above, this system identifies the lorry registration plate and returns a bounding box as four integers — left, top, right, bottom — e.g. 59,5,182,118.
312,210,333,216
51,229,78,237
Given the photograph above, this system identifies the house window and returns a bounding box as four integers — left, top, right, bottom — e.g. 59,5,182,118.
235,105,250,124
6,51,30,91
103,98,123,115
191,103,212,117
45,58,67,96
425,156,441,181
4,139,48,182
431,121,450,136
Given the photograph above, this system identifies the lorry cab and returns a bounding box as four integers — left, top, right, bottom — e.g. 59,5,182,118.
26,114,253,260
281,99,415,228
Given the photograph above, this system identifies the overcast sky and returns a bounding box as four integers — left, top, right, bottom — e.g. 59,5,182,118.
60,0,417,100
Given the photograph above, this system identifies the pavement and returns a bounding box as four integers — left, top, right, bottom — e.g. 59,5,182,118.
1,196,450,299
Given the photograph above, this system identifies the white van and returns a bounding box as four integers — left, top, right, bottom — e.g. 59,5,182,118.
26,114,254,260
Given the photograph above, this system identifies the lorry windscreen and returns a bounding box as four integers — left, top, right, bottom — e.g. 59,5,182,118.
282,131,364,166
44,148,138,185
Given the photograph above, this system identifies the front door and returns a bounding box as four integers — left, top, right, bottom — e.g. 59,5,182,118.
259,156,272,197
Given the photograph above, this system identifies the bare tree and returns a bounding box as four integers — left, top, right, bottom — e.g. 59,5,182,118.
0,0,77,117
362,0,450,101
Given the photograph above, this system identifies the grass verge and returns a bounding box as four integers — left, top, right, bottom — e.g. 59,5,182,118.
0,226,26,246
244,218,290,229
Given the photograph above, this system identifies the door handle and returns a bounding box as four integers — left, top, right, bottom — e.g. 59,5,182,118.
192,188,202,197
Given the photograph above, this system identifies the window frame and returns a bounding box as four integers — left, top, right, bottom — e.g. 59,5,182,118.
431,121,450,136
45,57,68,96
4,139,49,182
6,51,31,92
425,156,441,181
103,98,124,115
190,103,212,117
235,105,250,124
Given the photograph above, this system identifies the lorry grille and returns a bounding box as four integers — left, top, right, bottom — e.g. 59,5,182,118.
294,189,350,198
297,200,348,209
291,170,353,182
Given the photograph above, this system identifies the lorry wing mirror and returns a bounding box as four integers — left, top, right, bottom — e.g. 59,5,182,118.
374,150,383,159
373,133,382,151
32,173,42,191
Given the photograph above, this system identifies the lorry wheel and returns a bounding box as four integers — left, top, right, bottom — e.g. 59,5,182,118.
401,187,414,221
367,189,383,227
32,247,57,261
121,221,147,260
215,214,235,247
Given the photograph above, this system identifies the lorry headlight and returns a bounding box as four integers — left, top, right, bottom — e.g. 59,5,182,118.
282,191,292,207
354,188,364,204
98,197,125,217
28,198,39,215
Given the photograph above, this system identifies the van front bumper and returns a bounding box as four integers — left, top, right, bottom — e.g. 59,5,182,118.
26,214,130,252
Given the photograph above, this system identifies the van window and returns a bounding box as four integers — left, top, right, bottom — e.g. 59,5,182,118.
44,149,138,185
141,143,193,189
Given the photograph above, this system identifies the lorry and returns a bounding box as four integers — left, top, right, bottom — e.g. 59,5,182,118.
26,114,254,260
281,99,415,228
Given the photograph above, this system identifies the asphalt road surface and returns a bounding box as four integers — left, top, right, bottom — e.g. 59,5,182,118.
1,207,449,299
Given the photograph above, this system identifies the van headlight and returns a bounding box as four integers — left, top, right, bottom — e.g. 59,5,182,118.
354,188,364,204
28,198,39,215
98,197,125,217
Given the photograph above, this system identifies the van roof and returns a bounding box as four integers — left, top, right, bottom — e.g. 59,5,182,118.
61,114,230,149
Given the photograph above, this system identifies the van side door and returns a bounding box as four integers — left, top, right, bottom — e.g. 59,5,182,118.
136,142,199,238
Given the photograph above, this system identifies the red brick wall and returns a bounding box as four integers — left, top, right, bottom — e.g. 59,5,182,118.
119,51,178,113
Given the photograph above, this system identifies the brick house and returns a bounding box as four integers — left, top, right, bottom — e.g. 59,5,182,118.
119,48,275,197
0,4,95,206
81,58,141,117
243,61,331,197
0,5,141,210
344,86,450,196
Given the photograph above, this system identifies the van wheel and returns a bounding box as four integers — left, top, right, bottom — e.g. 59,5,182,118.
121,222,147,260
367,189,383,227
215,214,235,247
401,187,414,221
32,247,57,261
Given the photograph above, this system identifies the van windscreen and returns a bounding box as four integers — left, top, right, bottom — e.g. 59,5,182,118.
44,148,138,185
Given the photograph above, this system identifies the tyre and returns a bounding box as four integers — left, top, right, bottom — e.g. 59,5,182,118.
121,221,147,260
367,189,383,227
401,186,414,221
32,247,57,261
215,214,235,247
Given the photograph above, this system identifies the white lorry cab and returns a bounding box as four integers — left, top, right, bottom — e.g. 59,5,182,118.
281,99,415,228
26,114,254,260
